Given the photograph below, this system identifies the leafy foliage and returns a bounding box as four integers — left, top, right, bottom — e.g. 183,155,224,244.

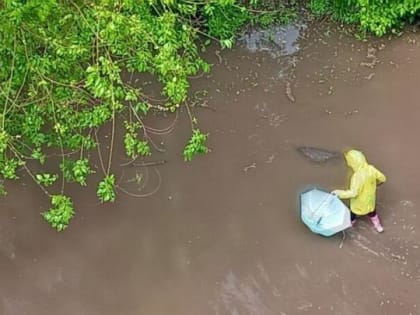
204,1,249,48
247,0,298,27
97,174,116,203
183,129,209,161
309,0,420,36
36,173,58,187
0,0,296,230
42,195,75,232
60,158,92,186
123,122,151,159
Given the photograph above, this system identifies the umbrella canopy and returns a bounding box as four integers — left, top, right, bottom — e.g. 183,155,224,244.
300,188,352,237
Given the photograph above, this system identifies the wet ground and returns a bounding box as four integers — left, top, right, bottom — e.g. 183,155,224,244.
1,20,420,315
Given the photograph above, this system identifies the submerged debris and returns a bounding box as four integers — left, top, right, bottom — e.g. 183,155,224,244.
360,46,379,68
243,162,257,172
286,81,296,103
365,72,375,80
297,146,340,163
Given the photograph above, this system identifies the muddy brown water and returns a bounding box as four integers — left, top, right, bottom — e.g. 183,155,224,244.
1,21,420,315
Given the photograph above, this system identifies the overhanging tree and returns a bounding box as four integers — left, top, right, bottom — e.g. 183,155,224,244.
0,0,254,230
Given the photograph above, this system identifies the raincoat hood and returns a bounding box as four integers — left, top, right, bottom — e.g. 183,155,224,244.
345,150,367,171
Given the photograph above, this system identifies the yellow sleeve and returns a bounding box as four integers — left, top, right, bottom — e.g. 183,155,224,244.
373,166,386,183
334,173,361,199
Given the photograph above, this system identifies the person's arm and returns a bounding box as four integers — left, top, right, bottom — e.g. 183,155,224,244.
373,166,386,184
332,173,360,199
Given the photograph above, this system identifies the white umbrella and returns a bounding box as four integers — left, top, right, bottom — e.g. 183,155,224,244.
300,188,352,237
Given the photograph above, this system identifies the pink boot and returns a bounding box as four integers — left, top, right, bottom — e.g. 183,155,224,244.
370,214,384,233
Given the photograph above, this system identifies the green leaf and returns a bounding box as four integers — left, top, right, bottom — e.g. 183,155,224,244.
0,181,7,197
36,173,58,187
0,130,9,154
183,129,209,161
42,195,75,232
134,102,150,115
97,174,116,203
72,159,92,186
31,148,46,164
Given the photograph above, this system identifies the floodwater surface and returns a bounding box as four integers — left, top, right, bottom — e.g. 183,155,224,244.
1,21,420,315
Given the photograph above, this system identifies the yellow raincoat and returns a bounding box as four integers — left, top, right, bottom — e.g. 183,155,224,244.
333,150,386,216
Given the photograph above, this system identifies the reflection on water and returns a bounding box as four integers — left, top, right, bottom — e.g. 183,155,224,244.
240,24,307,57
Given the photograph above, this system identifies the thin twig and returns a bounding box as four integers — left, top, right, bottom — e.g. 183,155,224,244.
190,98,216,112
131,160,167,167
2,33,17,129
146,135,166,153
130,103,178,135
105,49,117,175
138,162,149,192
94,129,107,175
184,101,195,131
48,93,66,193
116,167,162,198
128,105,167,153
196,104,216,112
107,104,116,175
120,155,167,167
9,146,50,197
194,28,221,43
2,69,28,118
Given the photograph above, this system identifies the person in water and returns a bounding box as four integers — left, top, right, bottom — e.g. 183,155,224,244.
332,149,386,232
